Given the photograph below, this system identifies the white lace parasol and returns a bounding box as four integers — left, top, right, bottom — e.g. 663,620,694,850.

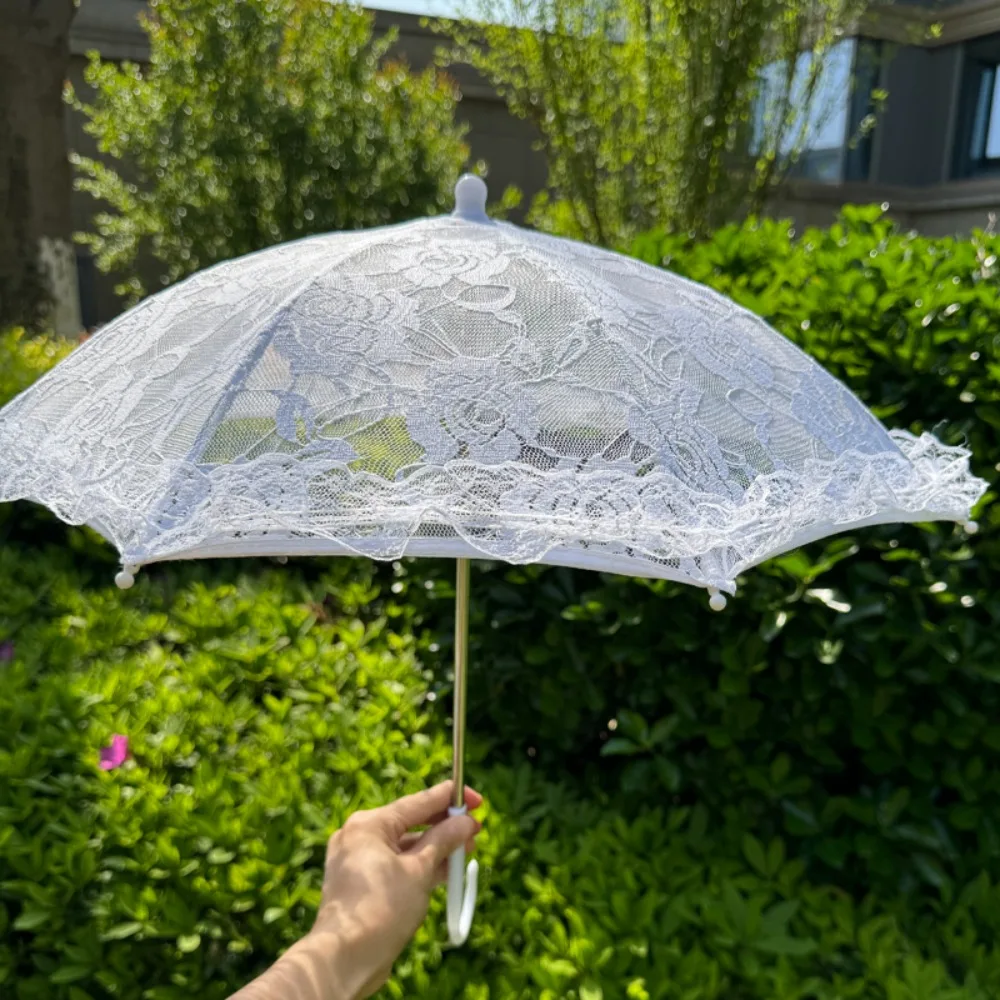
0,175,987,945
0,176,984,604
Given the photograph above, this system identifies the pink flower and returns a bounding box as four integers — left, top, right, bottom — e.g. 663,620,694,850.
0,641,13,662
99,734,129,771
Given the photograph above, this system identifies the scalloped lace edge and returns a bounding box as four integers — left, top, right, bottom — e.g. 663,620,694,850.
0,429,986,592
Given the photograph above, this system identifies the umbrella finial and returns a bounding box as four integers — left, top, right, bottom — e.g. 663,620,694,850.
453,173,489,222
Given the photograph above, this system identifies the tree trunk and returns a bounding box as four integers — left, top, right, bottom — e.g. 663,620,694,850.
0,1,80,334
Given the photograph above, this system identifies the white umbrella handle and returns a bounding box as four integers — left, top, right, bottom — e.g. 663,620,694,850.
447,559,478,946
446,804,479,946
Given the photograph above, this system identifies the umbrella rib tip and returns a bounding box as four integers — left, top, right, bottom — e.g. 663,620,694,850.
708,587,728,612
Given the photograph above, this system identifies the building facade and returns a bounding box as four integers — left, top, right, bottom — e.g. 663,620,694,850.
774,1,1000,233
67,0,1000,323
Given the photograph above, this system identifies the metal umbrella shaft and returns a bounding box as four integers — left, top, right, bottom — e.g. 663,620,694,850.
452,557,470,808
447,557,478,944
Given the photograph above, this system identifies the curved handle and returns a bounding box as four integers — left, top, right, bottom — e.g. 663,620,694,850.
446,805,479,946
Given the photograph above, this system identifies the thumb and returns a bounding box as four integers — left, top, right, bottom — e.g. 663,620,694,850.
408,813,480,882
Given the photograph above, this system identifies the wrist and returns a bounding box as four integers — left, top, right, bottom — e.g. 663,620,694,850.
268,928,371,1000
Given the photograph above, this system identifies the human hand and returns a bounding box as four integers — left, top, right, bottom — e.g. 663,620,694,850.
312,780,482,996
232,781,483,1000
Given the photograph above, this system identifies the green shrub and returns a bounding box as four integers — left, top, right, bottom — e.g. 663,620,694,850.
0,328,75,404
2,528,999,1000
70,0,469,301
0,549,455,999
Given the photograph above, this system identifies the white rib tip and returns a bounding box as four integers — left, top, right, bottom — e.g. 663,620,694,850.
115,570,135,590
708,588,728,612
276,555,289,564
965,520,979,535
453,173,489,222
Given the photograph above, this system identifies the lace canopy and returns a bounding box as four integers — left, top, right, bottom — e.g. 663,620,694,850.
0,177,986,604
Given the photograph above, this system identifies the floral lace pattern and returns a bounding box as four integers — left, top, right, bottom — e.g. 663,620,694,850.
0,213,986,594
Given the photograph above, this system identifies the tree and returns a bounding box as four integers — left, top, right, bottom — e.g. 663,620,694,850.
0,0,81,333
71,0,469,302
441,0,878,246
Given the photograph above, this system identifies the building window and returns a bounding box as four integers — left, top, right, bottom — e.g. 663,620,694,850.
969,66,1000,161
953,34,1000,178
751,38,881,184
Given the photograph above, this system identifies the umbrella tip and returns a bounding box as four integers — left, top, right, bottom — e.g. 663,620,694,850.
115,562,139,590
453,174,489,222
708,587,728,612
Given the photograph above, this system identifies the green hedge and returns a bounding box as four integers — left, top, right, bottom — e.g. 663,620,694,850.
2,528,999,1000
4,205,1000,1000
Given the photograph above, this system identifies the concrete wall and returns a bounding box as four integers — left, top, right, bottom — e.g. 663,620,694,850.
774,176,1000,236
762,27,1000,238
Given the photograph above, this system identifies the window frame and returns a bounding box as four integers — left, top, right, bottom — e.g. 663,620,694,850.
952,34,1000,178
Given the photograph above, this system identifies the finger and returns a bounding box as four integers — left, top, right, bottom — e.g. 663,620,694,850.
398,823,475,851
406,783,482,824
389,781,483,831
411,795,485,830
460,785,484,811
397,825,470,852
398,832,422,852
430,836,477,885
408,813,480,881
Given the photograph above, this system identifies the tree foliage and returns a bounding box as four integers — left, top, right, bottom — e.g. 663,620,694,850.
440,0,876,245
70,0,469,302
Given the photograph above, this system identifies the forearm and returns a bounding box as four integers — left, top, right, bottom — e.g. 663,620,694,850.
229,931,368,1000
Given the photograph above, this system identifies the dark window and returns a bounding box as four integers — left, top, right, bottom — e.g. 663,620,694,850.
751,38,882,185
970,66,1000,159
77,252,97,331
953,34,1000,178
844,39,881,183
